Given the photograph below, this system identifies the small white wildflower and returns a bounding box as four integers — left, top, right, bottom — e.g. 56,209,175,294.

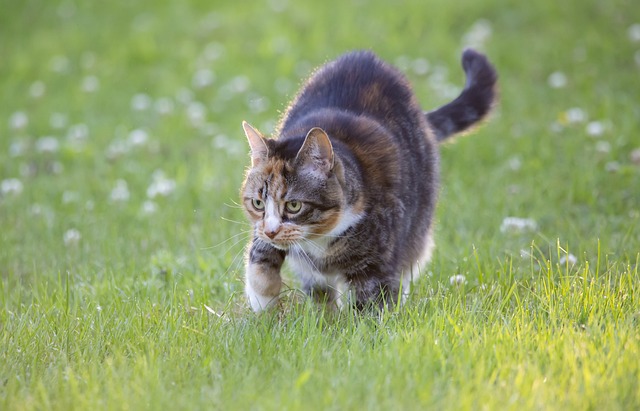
154,97,174,115
82,75,100,92
247,95,270,113
147,171,176,198
520,249,533,259
586,121,605,137
394,55,411,71
500,217,538,233
131,93,153,111
81,52,96,69
605,161,620,173
50,113,68,129
565,107,587,124
50,55,70,73
449,274,467,286
9,140,28,157
35,136,60,153
1,178,23,196
411,58,430,76
630,148,640,165
595,141,611,154
228,76,250,94
128,129,149,147
274,77,293,95
628,23,640,42
192,68,216,89
29,81,46,98
62,190,80,204
267,0,288,13
141,200,158,215
176,88,194,105
559,254,578,266
63,229,81,246
85,200,94,211
508,156,522,171
9,111,28,130
548,71,567,88
106,139,129,159
110,179,130,202
49,161,63,175
186,101,207,126
66,123,89,150
462,19,492,48
203,42,224,61
96,305,102,312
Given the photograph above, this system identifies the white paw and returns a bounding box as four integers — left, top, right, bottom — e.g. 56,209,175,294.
246,281,278,312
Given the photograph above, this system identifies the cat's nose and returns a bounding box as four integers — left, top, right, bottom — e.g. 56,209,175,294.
264,227,280,239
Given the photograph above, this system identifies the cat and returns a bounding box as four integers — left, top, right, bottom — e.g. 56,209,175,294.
240,48,497,312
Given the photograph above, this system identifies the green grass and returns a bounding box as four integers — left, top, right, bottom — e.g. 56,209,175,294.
1,0,639,410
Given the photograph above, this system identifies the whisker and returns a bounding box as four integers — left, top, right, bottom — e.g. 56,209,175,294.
220,216,251,226
200,229,252,250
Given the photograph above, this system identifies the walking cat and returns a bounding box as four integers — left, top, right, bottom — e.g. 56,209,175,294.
240,48,497,311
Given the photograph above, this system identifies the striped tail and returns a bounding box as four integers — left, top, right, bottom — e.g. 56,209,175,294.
426,48,498,142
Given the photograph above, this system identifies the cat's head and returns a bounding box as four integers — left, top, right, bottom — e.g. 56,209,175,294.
240,122,344,250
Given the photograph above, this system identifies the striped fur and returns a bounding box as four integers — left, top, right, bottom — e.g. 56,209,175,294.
241,49,498,311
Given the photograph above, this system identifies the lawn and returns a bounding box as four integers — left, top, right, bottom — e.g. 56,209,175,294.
1,0,639,410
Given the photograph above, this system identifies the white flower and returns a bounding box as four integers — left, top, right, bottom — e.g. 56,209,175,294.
1,178,23,196
411,58,430,76
462,19,492,49
147,171,176,198
128,129,149,147
565,107,587,124
154,97,175,115
141,200,158,215
35,136,60,153
9,140,28,157
63,229,81,246
186,101,207,126
50,113,68,129
82,75,100,92
500,217,538,233
131,93,152,111
630,148,640,165
595,141,611,154
628,23,640,42
605,161,620,173
29,81,46,98
586,121,605,137
50,55,70,73
449,274,467,286
9,111,28,130
508,156,522,171
110,179,130,202
548,71,567,88
192,68,215,89
559,254,578,266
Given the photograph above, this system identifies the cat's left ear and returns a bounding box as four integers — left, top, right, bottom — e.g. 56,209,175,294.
295,127,334,174
242,121,269,166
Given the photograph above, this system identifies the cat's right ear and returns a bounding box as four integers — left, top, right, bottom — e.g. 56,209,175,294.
242,121,269,166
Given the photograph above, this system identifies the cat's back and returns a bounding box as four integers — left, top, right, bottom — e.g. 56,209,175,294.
282,50,419,127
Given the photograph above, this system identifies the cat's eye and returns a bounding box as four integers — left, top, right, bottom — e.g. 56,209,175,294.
252,198,265,210
285,201,302,213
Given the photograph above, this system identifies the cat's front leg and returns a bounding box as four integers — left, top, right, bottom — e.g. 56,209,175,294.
245,239,286,312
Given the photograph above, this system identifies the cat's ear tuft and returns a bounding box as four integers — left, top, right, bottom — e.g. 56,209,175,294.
295,127,334,174
242,121,269,166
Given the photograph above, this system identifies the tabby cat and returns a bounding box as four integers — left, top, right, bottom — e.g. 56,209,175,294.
240,48,497,312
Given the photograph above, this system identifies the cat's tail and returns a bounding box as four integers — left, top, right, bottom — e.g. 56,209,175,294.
425,48,498,142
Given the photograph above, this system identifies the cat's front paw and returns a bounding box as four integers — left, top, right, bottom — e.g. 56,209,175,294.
245,262,283,312
245,281,279,312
